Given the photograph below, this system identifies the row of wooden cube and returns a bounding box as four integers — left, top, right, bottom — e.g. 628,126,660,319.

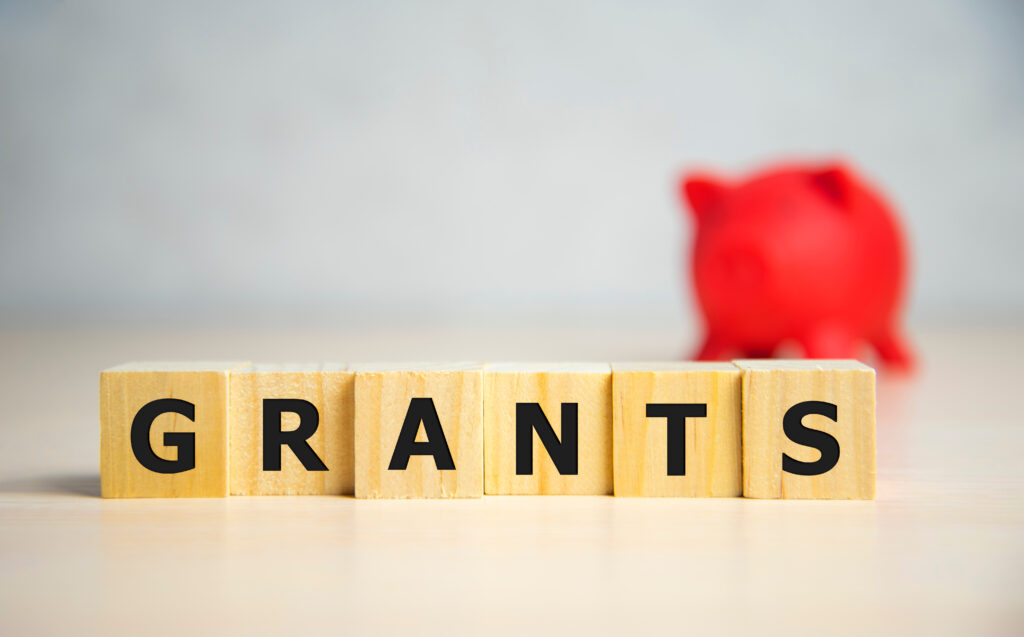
99,360,876,499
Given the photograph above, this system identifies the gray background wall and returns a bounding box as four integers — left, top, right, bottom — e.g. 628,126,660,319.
2,1,1022,326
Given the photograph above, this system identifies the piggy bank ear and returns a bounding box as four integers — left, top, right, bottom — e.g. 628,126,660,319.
680,174,728,220
810,164,858,208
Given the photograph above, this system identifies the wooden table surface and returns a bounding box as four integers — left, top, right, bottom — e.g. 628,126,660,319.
1,325,1021,635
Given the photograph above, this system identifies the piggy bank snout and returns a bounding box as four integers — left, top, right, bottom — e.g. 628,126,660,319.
702,243,769,296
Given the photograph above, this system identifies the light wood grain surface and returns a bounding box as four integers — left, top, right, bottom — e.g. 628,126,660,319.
612,362,742,497
1,325,1022,636
229,364,354,496
100,362,246,498
737,359,876,499
484,363,612,495
354,364,484,499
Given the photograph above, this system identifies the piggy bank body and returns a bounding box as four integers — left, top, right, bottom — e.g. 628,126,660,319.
682,162,914,371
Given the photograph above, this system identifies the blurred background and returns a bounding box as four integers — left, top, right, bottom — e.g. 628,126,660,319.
1,0,1023,333
2,7,1024,634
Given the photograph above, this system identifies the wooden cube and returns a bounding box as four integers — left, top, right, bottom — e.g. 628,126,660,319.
100,362,248,498
484,363,612,495
354,363,483,498
229,363,354,496
611,362,741,497
736,359,876,500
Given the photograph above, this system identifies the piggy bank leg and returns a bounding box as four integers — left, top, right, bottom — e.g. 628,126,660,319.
694,333,732,361
872,329,916,372
741,346,776,359
799,324,859,360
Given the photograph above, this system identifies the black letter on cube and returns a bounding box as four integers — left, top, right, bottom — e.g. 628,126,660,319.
782,400,840,476
388,397,456,471
130,398,196,474
515,403,578,475
645,403,707,476
263,399,328,471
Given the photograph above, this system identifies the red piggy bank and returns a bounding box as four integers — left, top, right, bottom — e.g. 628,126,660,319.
681,162,915,371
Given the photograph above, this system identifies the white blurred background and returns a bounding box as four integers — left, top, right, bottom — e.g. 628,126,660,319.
2,0,1022,331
